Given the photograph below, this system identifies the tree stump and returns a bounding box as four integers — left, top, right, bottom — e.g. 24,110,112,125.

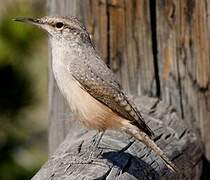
33,96,202,180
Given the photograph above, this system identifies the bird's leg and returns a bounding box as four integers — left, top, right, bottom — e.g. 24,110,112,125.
87,131,104,160
91,131,104,151
67,131,105,165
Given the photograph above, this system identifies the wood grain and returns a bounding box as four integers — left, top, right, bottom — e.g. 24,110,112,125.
44,0,206,179
33,96,202,180
156,0,210,160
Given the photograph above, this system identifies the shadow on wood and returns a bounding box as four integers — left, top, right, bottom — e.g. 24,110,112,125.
33,96,202,180
200,156,210,180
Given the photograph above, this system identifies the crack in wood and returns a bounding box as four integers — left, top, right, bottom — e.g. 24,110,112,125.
153,133,163,142
165,133,172,140
106,0,111,68
94,168,112,180
149,0,161,97
178,129,187,139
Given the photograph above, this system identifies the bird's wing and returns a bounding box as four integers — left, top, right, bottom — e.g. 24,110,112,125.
70,55,154,137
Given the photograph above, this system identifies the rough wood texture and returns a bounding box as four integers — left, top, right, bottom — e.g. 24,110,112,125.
155,0,210,160
44,0,206,179
33,96,202,180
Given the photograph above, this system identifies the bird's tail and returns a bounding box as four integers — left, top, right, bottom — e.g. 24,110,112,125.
123,123,178,172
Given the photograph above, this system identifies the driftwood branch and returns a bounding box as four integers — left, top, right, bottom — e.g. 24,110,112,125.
33,96,202,180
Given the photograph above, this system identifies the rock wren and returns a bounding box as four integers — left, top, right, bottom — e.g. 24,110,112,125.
14,16,177,172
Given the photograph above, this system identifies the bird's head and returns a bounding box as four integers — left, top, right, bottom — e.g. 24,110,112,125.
14,16,91,44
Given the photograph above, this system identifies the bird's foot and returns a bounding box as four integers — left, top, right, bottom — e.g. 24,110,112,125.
90,131,104,151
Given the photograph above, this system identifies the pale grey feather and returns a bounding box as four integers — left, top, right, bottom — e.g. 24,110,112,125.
69,51,154,137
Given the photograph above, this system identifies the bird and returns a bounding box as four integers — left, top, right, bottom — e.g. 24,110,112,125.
14,16,178,172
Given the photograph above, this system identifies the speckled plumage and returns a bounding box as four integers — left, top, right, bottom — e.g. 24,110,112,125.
15,16,177,171
43,16,153,136
49,16,176,171
70,47,154,136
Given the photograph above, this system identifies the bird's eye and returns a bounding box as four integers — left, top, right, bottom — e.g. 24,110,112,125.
55,22,64,29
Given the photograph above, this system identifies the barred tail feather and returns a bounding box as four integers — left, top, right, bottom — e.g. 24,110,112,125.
123,123,178,172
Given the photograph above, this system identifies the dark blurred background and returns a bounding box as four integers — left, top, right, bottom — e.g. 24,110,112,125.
0,0,48,179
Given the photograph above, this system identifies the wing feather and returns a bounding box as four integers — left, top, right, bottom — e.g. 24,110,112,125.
69,56,154,137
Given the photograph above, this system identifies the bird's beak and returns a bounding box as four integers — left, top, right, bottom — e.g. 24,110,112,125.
13,17,54,36
13,17,43,28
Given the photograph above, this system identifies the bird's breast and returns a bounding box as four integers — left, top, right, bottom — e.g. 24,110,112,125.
52,59,128,131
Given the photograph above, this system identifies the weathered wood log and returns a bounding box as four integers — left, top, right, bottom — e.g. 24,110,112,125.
33,96,202,180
